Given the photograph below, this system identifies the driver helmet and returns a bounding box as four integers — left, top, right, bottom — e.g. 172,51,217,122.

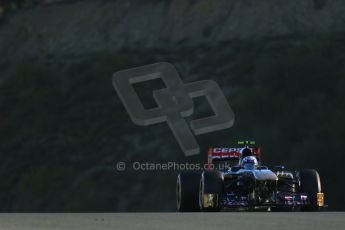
241,156,258,170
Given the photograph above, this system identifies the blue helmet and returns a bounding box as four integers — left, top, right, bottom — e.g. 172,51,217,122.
241,156,258,170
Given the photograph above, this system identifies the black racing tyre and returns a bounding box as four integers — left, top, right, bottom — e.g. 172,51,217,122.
176,172,201,212
299,169,322,211
199,171,223,212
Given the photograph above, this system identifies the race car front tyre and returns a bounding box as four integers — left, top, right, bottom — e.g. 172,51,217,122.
176,172,201,212
299,169,322,211
199,171,223,212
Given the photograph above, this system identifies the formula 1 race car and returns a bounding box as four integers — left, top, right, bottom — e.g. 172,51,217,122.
176,142,325,212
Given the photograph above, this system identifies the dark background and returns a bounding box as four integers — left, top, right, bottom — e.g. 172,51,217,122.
0,0,344,211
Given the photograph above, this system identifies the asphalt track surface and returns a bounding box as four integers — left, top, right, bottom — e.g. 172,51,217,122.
0,213,344,230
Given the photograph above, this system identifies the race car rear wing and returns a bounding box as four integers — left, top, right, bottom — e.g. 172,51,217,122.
207,147,261,170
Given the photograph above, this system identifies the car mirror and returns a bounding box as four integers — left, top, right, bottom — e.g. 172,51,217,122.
274,165,285,170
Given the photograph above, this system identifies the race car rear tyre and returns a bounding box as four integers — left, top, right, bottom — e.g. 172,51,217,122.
299,169,322,211
199,171,223,212
176,172,201,212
